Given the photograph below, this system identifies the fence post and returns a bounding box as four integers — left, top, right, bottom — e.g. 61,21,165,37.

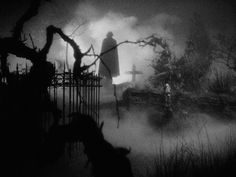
25,63,28,74
69,69,72,123
16,63,19,79
62,63,66,124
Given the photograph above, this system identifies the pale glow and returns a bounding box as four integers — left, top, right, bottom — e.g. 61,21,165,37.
58,3,184,85
112,74,130,85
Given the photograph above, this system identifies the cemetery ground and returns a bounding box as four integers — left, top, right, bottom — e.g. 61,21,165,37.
37,88,236,177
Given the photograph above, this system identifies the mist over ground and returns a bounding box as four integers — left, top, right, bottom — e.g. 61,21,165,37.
100,106,236,176
39,101,236,177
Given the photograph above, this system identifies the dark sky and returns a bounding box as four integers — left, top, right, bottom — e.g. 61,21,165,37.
1,0,235,56
0,0,235,35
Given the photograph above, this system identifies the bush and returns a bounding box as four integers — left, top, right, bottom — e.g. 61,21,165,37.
208,71,232,94
148,135,236,177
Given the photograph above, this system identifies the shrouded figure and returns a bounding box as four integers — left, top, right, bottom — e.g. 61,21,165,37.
98,32,120,86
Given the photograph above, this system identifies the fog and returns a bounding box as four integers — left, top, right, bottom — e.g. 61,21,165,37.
54,2,186,85
99,107,236,175
51,89,236,159
5,0,236,87
1,0,236,176
46,92,236,176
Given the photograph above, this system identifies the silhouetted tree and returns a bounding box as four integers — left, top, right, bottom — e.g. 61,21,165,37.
212,33,236,71
0,0,95,176
182,13,213,90
149,13,213,92
0,1,178,175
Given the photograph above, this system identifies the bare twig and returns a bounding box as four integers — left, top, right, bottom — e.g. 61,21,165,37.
80,35,167,127
12,0,50,40
69,20,87,38
29,33,36,49
1,1,162,127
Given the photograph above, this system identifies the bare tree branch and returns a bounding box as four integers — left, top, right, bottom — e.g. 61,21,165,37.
79,35,161,127
12,0,50,40
0,38,39,62
29,33,36,49
0,0,160,127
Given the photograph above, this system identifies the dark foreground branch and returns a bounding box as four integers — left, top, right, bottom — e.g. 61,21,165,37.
12,0,50,40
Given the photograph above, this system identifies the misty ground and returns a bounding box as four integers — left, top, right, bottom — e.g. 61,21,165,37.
37,97,236,177
101,104,236,176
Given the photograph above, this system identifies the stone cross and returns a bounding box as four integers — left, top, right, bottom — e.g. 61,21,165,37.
126,64,143,83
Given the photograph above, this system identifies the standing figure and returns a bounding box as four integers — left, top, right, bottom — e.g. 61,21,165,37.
98,32,120,87
164,82,171,108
